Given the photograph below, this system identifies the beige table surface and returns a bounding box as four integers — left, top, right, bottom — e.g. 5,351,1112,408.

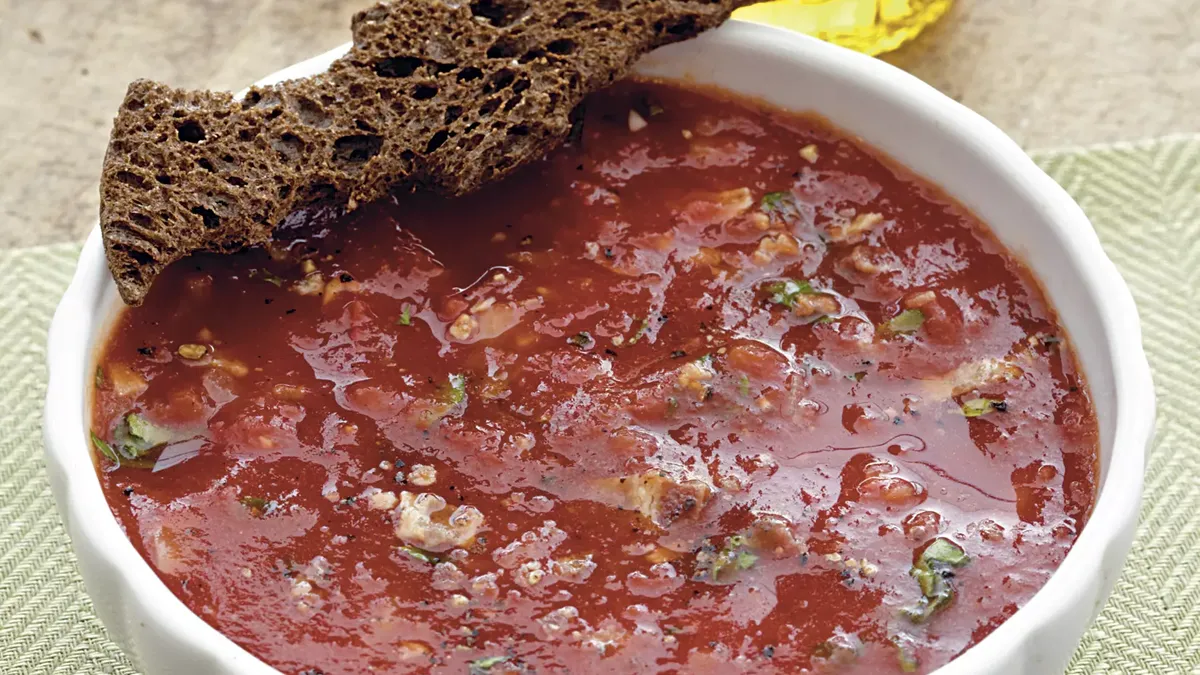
0,0,1197,247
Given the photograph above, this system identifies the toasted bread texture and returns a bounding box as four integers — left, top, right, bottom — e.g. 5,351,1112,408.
99,0,754,304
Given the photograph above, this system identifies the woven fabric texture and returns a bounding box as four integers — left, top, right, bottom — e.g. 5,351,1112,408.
2,135,1197,674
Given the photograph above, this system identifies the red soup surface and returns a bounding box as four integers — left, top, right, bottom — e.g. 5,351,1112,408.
91,81,1098,675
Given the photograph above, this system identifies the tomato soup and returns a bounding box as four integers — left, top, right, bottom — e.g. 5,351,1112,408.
90,81,1098,674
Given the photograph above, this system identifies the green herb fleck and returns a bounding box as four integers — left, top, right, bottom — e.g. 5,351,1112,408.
94,366,106,390
961,398,1005,417
443,374,467,406
240,495,273,516
765,279,815,309
738,375,752,397
707,534,758,582
469,655,510,673
110,413,174,460
761,191,792,212
902,538,969,623
122,413,173,457
883,309,925,335
628,318,651,345
396,307,412,326
90,431,119,464
251,269,284,287
567,331,594,349
665,396,680,419
399,545,440,565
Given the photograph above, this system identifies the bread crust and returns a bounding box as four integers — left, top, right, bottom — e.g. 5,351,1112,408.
100,0,754,304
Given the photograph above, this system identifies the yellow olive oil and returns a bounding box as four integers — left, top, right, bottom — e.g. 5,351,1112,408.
733,0,953,55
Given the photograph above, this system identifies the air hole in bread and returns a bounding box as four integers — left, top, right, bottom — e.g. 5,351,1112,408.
375,56,423,78
519,48,546,63
657,15,698,36
487,37,521,59
555,11,590,28
485,69,516,94
412,84,439,100
177,121,206,143
470,0,529,27
597,0,623,10
293,97,332,128
547,39,577,55
272,133,304,162
444,106,464,124
457,67,484,83
425,130,450,154
115,171,149,190
333,134,384,165
190,206,221,229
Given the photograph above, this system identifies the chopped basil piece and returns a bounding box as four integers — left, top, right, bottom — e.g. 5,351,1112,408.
884,309,925,335
760,191,792,212
90,431,119,464
443,374,467,406
240,495,274,516
765,279,815,309
396,307,412,326
469,656,510,673
94,366,106,390
399,545,440,565
961,398,1004,417
738,375,752,397
921,538,969,568
111,413,174,460
704,534,758,582
903,538,969,623
122,413,173,456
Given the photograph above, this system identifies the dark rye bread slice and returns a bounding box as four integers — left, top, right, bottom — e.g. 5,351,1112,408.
101,0,757,305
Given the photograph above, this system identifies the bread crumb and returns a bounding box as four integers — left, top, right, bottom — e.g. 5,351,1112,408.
905,291,937,308
829,212,884,244
300,259,317,274
681,129,693,140
369,490,399,511
177,343,208,360
213,357,249,377
492,232,507,243
470,297,496,314
628,109,649,132
409,464,437,486
800,144,820,163
449,313,478,341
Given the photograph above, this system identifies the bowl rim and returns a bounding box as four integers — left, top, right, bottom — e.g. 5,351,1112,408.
43,20,1155,675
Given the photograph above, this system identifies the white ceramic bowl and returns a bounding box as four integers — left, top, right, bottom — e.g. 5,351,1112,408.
44,20,1154,675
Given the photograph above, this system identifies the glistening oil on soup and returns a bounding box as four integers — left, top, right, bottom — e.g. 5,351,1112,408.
90,81,1098,675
